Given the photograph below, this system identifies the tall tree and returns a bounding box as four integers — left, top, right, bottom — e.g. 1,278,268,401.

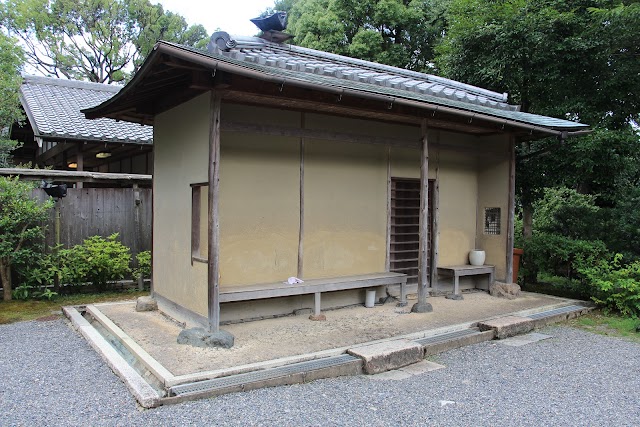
273,0,448,71
0,32,25,167
0,0,208,83
435,0,640,242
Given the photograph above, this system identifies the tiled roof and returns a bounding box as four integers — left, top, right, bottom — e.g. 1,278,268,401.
183,37,588,131
20,75,153,144
216,34,517,112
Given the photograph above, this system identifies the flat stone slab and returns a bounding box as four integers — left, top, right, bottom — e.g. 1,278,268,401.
478,315,535,339
499,332,553,347
177,328,235,349
348,339,423,374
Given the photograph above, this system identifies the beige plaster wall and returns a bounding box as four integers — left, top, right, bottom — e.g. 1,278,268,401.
218,133,300,286
303,139,387,278
153,93,210,317
476,135,511,281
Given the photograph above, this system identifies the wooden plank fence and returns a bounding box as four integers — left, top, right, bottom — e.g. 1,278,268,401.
31,188,152,261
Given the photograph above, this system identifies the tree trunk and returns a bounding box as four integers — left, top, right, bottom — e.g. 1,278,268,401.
0,262,12,301
523,204,533,239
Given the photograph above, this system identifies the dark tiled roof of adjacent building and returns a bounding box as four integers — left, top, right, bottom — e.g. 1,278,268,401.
20,75,153,144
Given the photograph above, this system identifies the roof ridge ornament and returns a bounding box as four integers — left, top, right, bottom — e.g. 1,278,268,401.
208,32,238,53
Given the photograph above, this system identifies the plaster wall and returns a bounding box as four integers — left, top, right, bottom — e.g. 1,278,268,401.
153,93,210,317
476,135,511,281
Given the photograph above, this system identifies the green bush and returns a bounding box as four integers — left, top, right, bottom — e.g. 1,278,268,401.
69,234,131,291
578,254,640,317
522,232,609,281
133,250,151,279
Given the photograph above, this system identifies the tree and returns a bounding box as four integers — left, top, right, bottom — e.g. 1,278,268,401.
0,0,208,83
0,32,25,167
0,176,54,301
435,0,640,247
273,0,448,71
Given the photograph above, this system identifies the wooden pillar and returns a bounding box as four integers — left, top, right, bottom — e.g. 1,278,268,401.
207,91,222,332
506,136,516,283
412,120,433,313
76,143,83,189
385,145,391,272
430,134,440,292
297,113,305,278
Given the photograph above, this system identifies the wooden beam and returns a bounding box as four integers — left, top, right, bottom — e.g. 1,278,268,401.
0,168,151,184
37,141,71,164
297,113,305,278
207,91,222,333
412,119,433,313
506,136,516,283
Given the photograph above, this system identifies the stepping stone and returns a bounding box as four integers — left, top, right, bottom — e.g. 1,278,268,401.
478,315,535,339
348,339,423,374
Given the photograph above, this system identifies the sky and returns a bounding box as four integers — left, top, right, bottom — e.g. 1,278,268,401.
155,0,278,36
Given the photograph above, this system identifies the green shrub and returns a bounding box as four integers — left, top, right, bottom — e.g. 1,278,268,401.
578,254,640,317
133,250,151,279
71,234,131,291
522,232,609,281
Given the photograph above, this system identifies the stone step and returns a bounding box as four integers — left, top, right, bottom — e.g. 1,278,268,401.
348,339,423,374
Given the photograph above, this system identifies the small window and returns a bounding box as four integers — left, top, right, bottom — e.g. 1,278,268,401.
191,183,208,263
484,207,501,235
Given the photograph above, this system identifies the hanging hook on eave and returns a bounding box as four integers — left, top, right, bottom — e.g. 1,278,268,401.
388,99,394,110
280,80,286,92
501,120,507,130
469,113,476,124
212,63,217,78
337,90,343,102
431,106,439,117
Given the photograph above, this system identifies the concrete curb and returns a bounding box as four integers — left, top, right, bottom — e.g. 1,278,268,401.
423,330,495,357
62,306,162,409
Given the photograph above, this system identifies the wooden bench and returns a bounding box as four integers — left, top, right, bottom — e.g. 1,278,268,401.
220,272,408,318
437,265,495,300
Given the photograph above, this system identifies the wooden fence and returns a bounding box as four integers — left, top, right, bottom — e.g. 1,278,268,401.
31,187,152,259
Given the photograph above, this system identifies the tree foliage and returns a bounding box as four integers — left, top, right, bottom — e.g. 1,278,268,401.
0,32,25,167
274,0,448,71
0,176,54,301
0,0,208,83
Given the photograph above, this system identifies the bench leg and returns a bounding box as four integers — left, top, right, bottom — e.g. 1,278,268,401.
446,273,464,300
309,292,326,321
397,281,407,307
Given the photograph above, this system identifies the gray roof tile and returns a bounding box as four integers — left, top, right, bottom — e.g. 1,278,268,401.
219,35,517,112
20,75,152,145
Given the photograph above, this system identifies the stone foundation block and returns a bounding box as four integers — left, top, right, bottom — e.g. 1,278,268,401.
135,296,157,312
478,316,535,339
348,339,423,374
490,282,521,300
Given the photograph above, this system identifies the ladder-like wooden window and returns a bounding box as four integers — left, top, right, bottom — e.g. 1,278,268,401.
390,178,433,285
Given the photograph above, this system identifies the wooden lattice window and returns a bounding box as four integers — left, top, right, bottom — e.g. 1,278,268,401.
191,183,208,263
484,207,501,235
389,178,433,285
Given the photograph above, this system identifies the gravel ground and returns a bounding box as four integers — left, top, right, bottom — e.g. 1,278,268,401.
1,318,639,427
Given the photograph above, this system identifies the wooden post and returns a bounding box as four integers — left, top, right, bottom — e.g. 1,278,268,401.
430,134,440,293
76,143,83,189
208,91,222,332
412,120,433,313
506,136,516,283
385,145,391,273
297,113,305,278
133,183,143,291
